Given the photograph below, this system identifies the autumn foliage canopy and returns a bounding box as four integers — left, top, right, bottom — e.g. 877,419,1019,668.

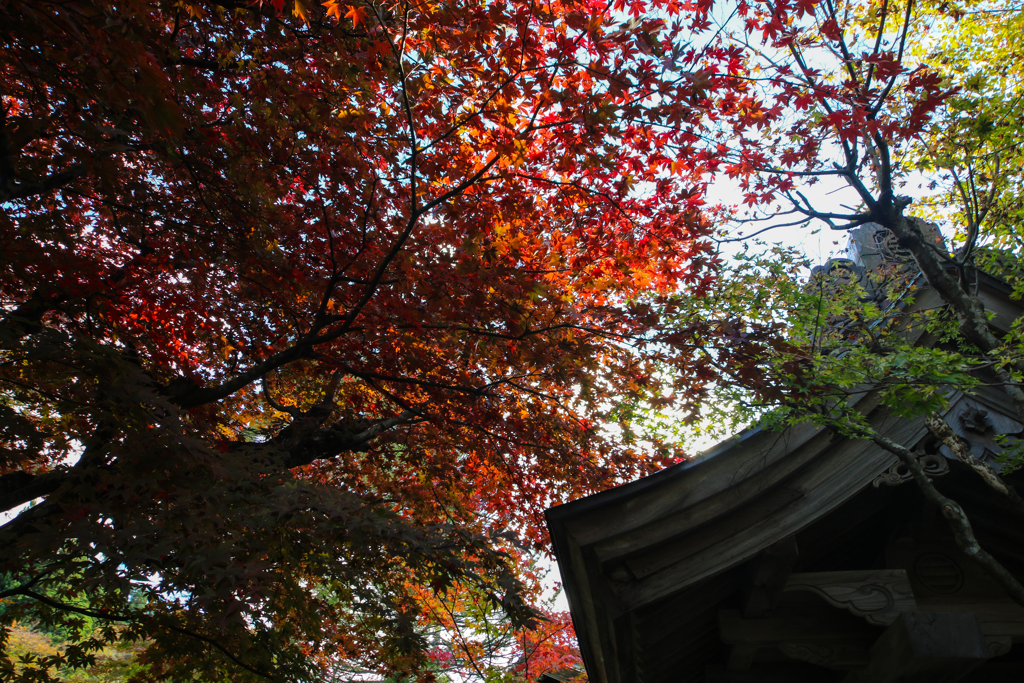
0,0,724,678
1,0,990,674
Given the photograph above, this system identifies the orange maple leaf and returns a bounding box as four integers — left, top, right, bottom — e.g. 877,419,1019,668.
345,4,368,27
322,0,342,20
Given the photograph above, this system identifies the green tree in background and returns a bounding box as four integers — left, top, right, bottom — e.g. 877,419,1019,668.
908,0,1024,289
659,0,1024,609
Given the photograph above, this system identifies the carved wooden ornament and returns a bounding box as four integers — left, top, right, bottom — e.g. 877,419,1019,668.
784,570,918,626
873,453,949,487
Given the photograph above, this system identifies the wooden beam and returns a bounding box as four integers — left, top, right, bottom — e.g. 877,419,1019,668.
784,569,917,626
719,608,876,647
743,536,799,619
779,641,870,669
724,537,801,672
962,663,1024,683
726,645,758,672
706,663,840,683
721,606,877,671
914,600,1024,641
843,612,990,683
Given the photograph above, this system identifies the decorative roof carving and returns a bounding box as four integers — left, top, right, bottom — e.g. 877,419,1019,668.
784,570,918,626
872,452,949,487
912,552,965,594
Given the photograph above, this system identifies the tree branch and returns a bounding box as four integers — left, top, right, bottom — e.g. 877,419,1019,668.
0,470,61,514
924,414,1024,514
14,589,280,682
877,210,1024,425
845,418,1024,607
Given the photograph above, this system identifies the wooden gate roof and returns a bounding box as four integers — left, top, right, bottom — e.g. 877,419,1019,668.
546,274,1024,683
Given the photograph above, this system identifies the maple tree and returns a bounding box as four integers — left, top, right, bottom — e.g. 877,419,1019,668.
376,561,583,683
0,0,723,679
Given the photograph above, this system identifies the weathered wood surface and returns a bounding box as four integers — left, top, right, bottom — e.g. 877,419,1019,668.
560,422,828,547
719,609,877,646
706,662,842,682
610,411,925,609
784,570,917,626
726,644,759,672
978,280,1021,333
590,436,824,566
963,662,1024,682
923,601,1024,639
842,612,990,683
779,641,870,669
743,536,799,618
553,532,612,683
